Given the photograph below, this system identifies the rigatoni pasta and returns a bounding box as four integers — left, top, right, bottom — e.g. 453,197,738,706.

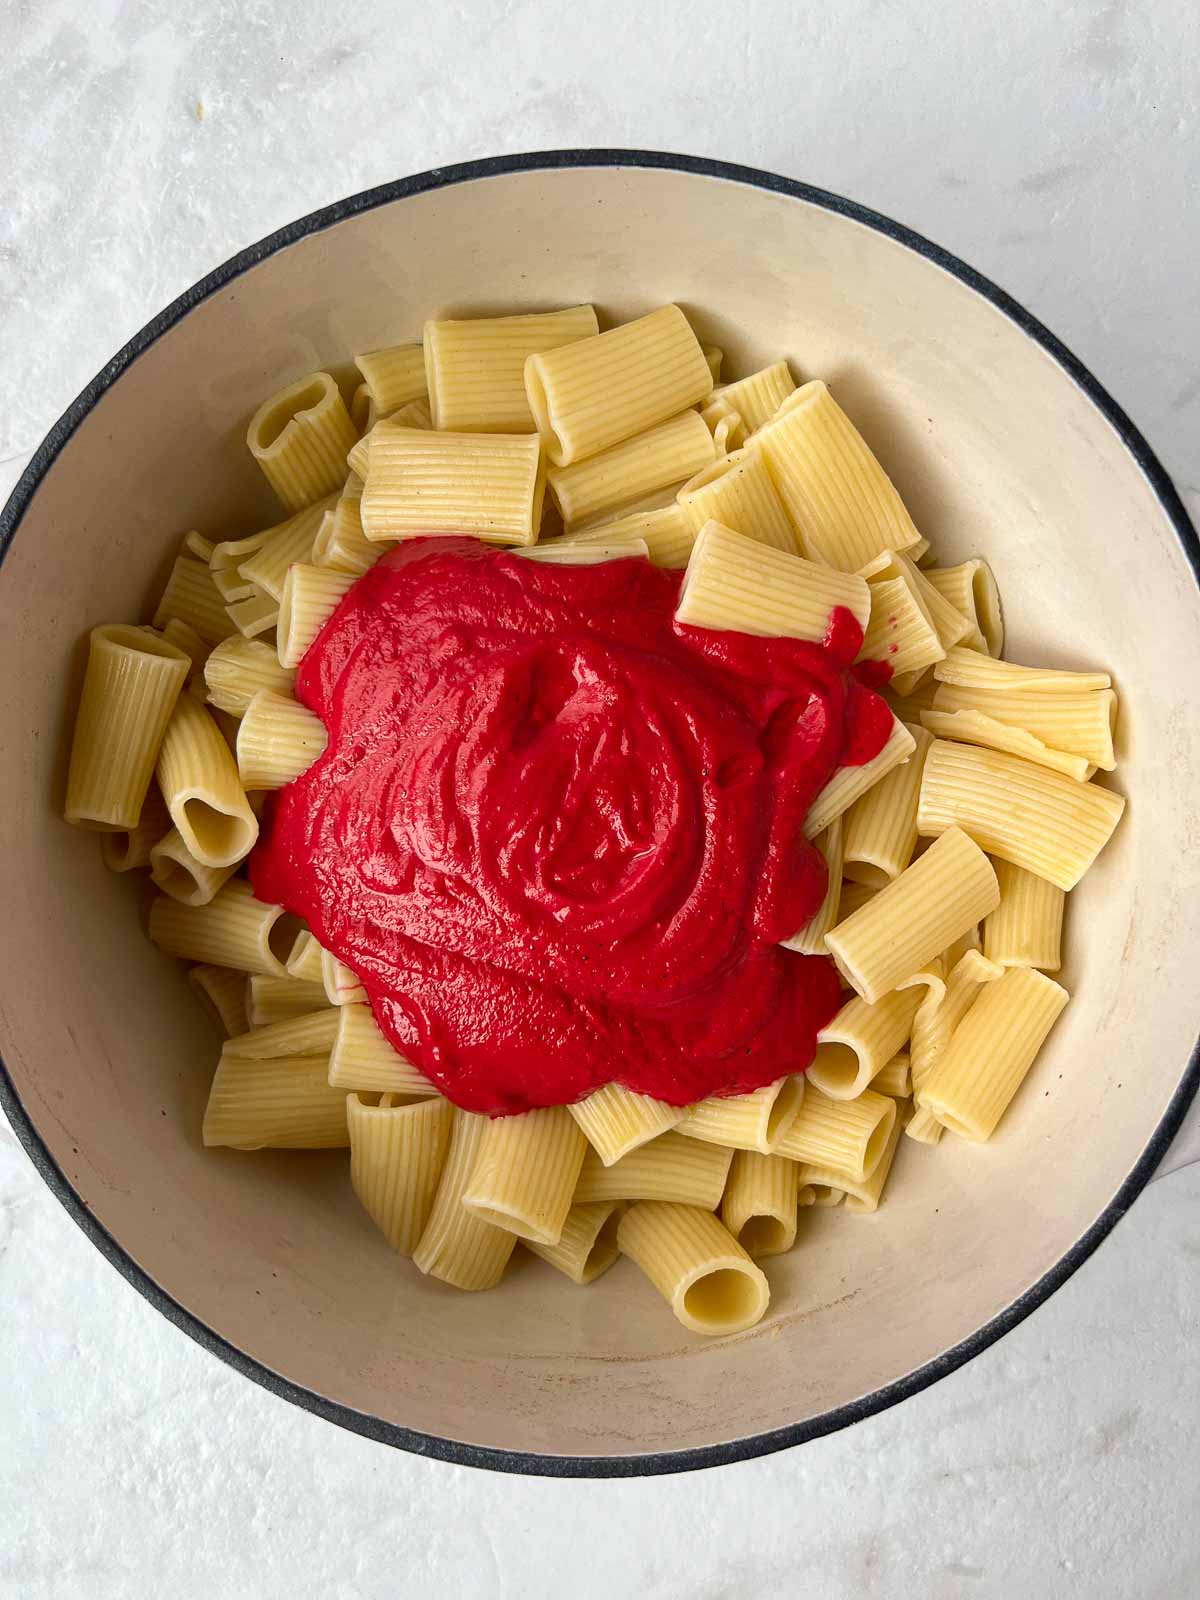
546,410,715,527
566,1083,684,1165
348,1093,454,1256
984,860,1065,970
360,425,545,546
425,305,598,432
617,1202,770,1335
246,371,357,513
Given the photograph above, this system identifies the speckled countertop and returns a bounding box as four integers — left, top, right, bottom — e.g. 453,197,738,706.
2,3,1198,1596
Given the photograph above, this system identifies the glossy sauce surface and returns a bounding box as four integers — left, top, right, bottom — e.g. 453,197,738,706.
251,540,891,1112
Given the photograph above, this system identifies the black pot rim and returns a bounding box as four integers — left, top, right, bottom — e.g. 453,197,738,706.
2,147,1197,1480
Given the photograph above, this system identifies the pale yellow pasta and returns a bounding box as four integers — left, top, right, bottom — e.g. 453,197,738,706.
923,561,1004,656
360,425,544,546
160,618,211,679
919,708,1093,781
676,519,870,645
148,880,295,976
933,645,1109,695
286,929,326,985
210,529,269,571
617,1202,769,1336
520,539,649,566
702,345,723,383
546,410,714,527
825,826,999,1004
203,637,296,718
413,1109,517,1290
246,371,357,513
153,557,237,645
525,304,713,466
154,691,257,871
675,448,799,553
246,974,331,1028
322,949,366,1006
425,306,599,432
222,1006,339,1061
804,716,917,839
100,783,172,871
775,1085,896,1183
524,1201,622,1285
861,551,972,656
187,963,250,1038
149,826,236,906
920,967,1069,1141
903,1106,944,1144
566,1083,684,1165
462,1107,587,1246
558,501,695,567
797,1116,903,1214
809,1186,845,1207
236,689,327,789
239,496,337,602
211,566,257,604
871,1052,912,1098
564,479,686,536
699,397,746,454
277,564,357,670
311,479,384,577
355,342,428,413
807,985,924,1100
836,880,880,921
327,1002,437,1096
782,816,843,954
225,590,279,640
885,674,939,726
66,626,192,831
752,380,922,570
859,573,945,683
983,860,1065,971
931,681,1117,771
721,1150,801,1258
917,741,1126,891
841,723,933,886
908,948,1003,1143
202,1051,349,1149
346,405,431,480
714,361,796,433
348,1093,454,1255
350,382,376,434
675,1076,804,1154
574,1131,732,1209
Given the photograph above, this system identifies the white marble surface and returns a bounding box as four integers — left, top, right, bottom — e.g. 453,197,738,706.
1,2,1199,1595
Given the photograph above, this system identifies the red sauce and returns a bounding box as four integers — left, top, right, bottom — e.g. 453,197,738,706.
250,540,892,1113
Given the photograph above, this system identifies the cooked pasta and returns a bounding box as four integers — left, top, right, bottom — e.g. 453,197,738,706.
149,826,237,906
236,690,327,790
841,724,933,885
775,1085,896,1183
286,929,326,985
354,342,428,413
202,1051,349,1149
462,1107,587,1246
825,826,999,1003
871,1052,912,1099
806,985,924,1100
712,360,796,433
152,556,236,645
100,783,172,872
225,591,279,640
425,305,599,432
675,448,799,553
566,1083,684,1165
858,571,945,684
574,1131,732,1209
919,706,1093,781
245,974,331,1028
412,1110,517,1290
617,1203,770,1336
983,860,1065,970
524,304,713,466
751,380,923,570
804,716,916,839
908,947,1003,1142
676,519,870,644
558,500,695,568
246,371,357,513
933,645,1110,695
222,1007,339,1060
797,1116,903,1214
360,425,544,545
920,967,1069,1141
917,740,1125,891
321,950,366,1007
239,496,337,602
524,1201,622,1285
327,1002,437,1096
922,560,1003,656
148,880,295,976
721,1151,801,1258
203,637,296,718
930,680,1117,771
546,409,715,527
277,564,358,670
675,1076,804,1154
311,480,384,577
155,691,258,869
781,816,843,954
65,626,191,831
187,963,250,1038
348,1093,454,1256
